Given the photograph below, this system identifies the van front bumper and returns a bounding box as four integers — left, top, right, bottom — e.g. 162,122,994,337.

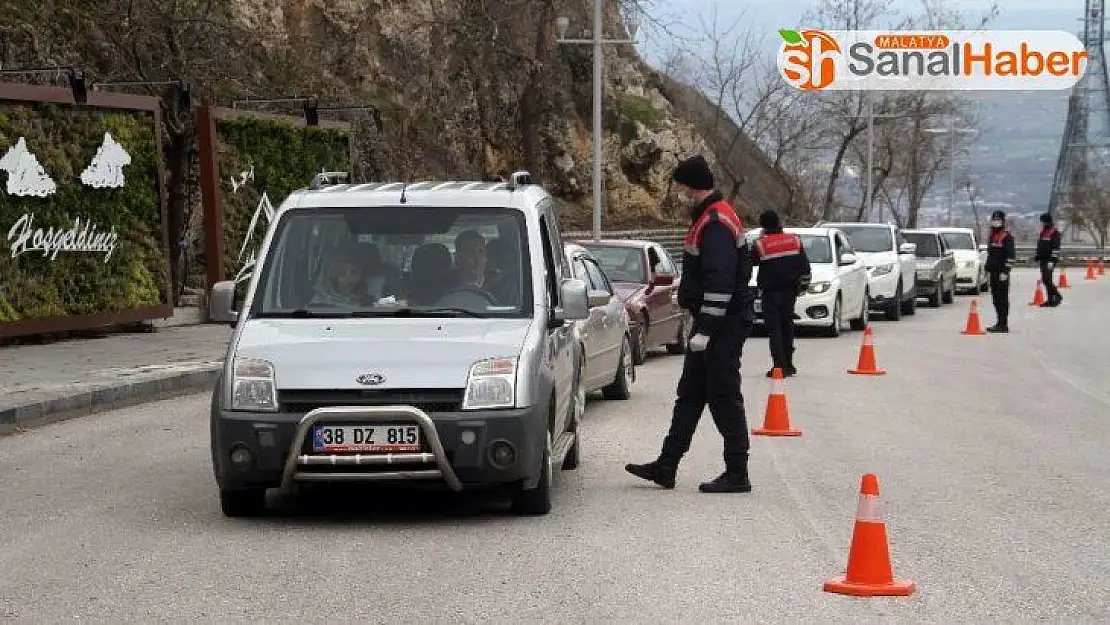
212,403,546,492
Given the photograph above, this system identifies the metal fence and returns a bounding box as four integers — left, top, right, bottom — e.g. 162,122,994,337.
563,229,1107,267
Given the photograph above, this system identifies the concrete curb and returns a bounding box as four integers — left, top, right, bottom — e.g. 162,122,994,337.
0,364,222,436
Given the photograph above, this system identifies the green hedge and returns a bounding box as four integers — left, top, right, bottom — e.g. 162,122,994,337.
216,117,351,282
0,103,166,324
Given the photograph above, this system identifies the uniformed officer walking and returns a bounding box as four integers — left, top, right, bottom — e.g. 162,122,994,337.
752,210,811,377
625,155,755,493
1034,212,1062,307
985,209,1016,333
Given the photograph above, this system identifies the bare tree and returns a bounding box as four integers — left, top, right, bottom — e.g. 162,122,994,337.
1070,165,1110,250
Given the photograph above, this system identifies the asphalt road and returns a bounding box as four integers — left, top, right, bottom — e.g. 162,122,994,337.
2,269,1108,622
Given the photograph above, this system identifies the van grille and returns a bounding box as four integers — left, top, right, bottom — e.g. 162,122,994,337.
278,388,465,414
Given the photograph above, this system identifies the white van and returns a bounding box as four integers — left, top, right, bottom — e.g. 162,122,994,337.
207,172,590,517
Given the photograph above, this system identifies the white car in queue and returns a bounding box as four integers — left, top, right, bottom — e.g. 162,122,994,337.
564,243,635,402
746,227,870,338
924,226,989,293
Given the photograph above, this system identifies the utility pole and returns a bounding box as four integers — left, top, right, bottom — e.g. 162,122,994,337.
556,2,639,241
924,123,978,226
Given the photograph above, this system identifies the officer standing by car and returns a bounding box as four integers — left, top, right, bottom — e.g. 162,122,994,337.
985,209,1016,333
751,210,811,377
625,154,755,494
1034,212,1062,307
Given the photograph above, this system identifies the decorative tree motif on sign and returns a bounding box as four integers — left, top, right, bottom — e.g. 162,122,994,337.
80,132,132,188
230,165,276,284
0,137,57,197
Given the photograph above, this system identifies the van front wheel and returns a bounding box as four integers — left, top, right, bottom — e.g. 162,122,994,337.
511,433,552,516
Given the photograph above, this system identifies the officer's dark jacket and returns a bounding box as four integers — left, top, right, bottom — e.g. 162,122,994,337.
678,191,753,336
1033,226,1061,264
752,230,812,293
985,228,1016,274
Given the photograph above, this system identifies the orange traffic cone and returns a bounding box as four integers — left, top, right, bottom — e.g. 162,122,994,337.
848,326,886,376
1029,280,1045,306
1085,260,1097,280
1099,258,1106,276
823,473,917,597
1058,268,1070,288
752,368,802,437
961,299,986,335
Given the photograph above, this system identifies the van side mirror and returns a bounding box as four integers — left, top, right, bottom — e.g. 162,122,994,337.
839,252,858,266
899,242,916,254
944,249,954,257
978,244,988,252
552,278,589,327
209,280,239,326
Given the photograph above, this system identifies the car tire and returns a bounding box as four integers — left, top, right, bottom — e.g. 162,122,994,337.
824,295,842,338
631,317,648,365
602,336,633,400
665,315,688,354
886,281,902,321
929,287,942,307
849,290,869,331
219,488,267,518
901,287,917,315
979,275,989,293
942,280,954,304
512,432,552,516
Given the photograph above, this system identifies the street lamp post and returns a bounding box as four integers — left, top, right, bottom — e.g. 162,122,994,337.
924,123,978,226
556,2,639,241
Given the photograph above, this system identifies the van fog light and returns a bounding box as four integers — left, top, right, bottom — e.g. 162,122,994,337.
489,440,516,468
460,430,477,445
230,445,252,466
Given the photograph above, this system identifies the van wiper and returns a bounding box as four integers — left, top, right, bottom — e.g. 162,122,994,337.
391,306,486,318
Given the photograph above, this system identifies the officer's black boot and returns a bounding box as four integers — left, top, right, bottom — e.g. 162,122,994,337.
625,458,677,489
698,455,752,493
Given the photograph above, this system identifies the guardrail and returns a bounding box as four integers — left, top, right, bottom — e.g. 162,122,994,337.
564,228,1107,267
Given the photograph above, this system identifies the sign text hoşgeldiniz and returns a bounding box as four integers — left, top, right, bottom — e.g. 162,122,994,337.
6,213,120,263
776,29,1089,91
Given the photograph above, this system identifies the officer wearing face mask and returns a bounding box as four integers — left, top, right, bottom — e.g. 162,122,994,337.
985,210,1016,333
1033,212,1062,307
625,154,755,494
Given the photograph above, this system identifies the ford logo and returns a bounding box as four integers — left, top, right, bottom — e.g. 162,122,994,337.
356,373,385,386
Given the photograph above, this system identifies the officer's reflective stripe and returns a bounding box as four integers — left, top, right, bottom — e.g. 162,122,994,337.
702,306,726,316
703,292,731,303
758,248,802,261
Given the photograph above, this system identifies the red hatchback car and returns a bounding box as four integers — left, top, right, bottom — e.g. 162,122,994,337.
576,239,689,364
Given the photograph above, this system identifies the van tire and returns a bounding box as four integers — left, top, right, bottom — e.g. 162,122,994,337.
602,337,633,400
512,433,552,516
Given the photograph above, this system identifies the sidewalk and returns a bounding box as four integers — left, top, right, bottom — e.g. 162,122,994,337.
1,323,231,434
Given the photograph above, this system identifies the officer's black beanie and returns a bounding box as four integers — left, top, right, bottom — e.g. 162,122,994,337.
759,210,781,231
991,210,1006,220
1040,212,1053,224
673,155,715,191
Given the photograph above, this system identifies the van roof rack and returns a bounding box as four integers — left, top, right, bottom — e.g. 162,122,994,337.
505,170,533,191
309,171,350,190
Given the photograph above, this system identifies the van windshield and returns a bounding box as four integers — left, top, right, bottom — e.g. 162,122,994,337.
250,207,533,318
832,225,893,252
903,232,940,257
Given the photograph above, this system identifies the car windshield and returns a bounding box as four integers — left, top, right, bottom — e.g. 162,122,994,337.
904,232,940,257
940,232,975,250
581,245,646,283
799,234,833,264
833,225,893,252
250,206,532,318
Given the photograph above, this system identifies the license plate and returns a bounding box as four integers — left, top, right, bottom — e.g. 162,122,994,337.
312,424,421,453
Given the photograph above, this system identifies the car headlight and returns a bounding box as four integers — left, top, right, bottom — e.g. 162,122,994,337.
231,357,278,412
807,281,831,294
462,357,517,410
871,263,894,276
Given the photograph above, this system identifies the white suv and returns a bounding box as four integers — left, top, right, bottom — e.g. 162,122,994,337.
207,171,590,517
817,222,918,320
924,227,989,293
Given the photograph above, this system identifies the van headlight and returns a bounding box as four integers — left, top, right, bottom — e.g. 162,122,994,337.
463,357,517,410
230,357,278,412
871,263,894,276
808,281,831,294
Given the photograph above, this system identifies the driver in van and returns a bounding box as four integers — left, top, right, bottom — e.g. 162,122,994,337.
452,230,487,287
310,245,373,307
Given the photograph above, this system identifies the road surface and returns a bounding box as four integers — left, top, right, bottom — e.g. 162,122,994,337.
2,269,1107,622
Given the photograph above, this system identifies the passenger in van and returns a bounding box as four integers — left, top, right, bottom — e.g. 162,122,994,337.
452,229,487,287
406,242,454,305
484,237,520,305
310,246,374,307
360,242,403,300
